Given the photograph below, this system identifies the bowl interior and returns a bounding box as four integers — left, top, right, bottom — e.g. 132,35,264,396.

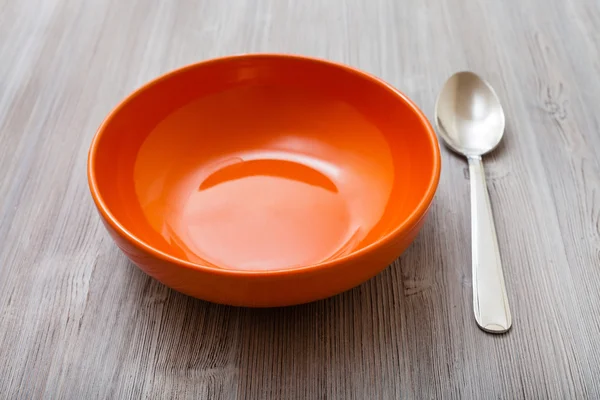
90,55,439,271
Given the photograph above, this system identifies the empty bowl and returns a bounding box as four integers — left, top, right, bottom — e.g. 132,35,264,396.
87,54,441,307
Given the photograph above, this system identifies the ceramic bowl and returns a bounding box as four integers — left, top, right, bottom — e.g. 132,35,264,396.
88,54,441,307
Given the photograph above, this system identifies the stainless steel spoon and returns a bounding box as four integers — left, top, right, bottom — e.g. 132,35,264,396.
435,71,512,333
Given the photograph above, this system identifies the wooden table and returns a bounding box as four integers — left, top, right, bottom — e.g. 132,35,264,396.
2,0,600,398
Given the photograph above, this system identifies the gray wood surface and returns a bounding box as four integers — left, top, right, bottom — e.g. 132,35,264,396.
2,0,600,398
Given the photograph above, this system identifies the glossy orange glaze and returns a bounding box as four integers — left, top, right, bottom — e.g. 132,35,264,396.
88,54,440,306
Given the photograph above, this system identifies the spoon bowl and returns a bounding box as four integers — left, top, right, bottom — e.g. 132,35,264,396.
435,71,505,157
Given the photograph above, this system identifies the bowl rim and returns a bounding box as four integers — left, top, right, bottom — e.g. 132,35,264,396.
87,53,441,277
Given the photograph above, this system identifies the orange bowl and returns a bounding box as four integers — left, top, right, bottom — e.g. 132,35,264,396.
88,54,441,307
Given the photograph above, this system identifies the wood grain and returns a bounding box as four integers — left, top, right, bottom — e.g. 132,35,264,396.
2,0,600,398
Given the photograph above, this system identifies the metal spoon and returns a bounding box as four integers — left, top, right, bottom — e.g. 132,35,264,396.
435,71,512,333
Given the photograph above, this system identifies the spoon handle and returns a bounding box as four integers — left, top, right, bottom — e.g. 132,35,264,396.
468,156,512,333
